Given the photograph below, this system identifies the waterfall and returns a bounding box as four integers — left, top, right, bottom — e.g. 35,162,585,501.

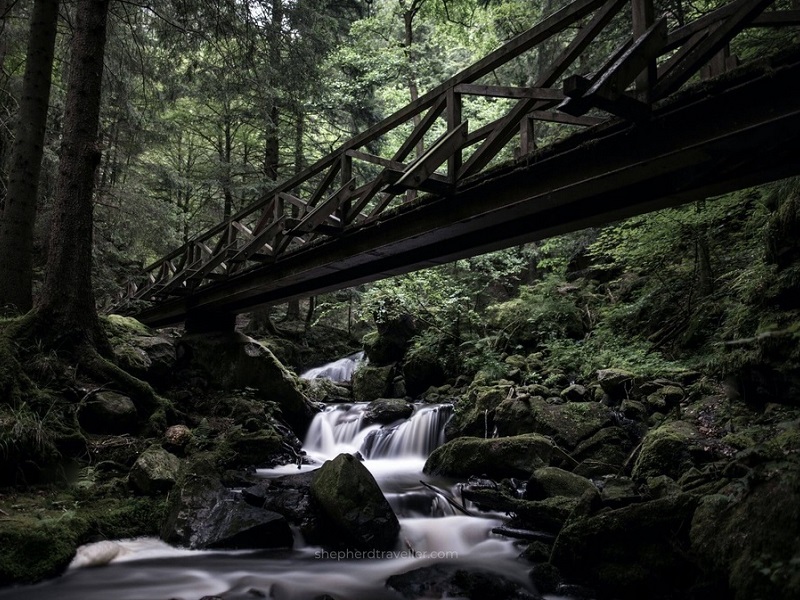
303,403,452,460
299,352,365,383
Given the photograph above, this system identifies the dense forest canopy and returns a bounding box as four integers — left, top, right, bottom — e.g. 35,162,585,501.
0,0,797,362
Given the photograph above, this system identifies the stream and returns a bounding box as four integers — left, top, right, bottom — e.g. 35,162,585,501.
0,357,564,600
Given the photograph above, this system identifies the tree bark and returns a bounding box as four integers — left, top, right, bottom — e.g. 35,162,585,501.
0,0,59,314
36,0,109,346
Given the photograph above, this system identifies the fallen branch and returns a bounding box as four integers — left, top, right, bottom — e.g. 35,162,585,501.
420,480,474,516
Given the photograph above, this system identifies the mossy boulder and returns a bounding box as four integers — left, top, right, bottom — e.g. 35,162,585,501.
596,368,637,399
525,467,595,500
78,391,138,434
561,384,588,402
364,398,414,424
0,519,80,585
572,426,637,478
352,364,395,403
103,315,175,387
423,434,555,479
363,314,416,366
128,445,181,495
645,385,685,412
310,453,400,550
495,396,613,449
632,420,699,480
690,465,800,600
551,494,700,599
462,486,579,532
177,331,315,432
402,348,446,397
446,385,509,438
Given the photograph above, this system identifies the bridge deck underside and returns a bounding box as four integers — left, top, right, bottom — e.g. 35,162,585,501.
135,49,800,327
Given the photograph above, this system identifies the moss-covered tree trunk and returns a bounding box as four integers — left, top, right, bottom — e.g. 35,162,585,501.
35,0,109,346
0,0,59,314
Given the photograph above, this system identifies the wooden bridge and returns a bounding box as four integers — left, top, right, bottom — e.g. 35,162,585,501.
115,0,800,328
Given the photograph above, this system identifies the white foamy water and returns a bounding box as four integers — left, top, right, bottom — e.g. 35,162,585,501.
300,351,364,382
0,381,554,600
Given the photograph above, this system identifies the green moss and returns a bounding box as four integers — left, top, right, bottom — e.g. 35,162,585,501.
423,434,554,478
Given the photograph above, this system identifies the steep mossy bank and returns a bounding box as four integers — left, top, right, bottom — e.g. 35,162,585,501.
0,316,320,584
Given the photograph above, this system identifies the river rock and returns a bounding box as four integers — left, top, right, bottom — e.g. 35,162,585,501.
423,434,555,479
242,471,320,539
645,384,684,412
128,445,181,495
525,467,595,500
162,464,293,549
446,385,509,438
163,424,192,455
364,398,414,424
352,364,395,403
560,384,588,402
310,453,399,550
386,564,541,600
632,420,700,480
78,391,138,434
690,465,800,600
596,368,637,399
462,487,578,532
572,426,637,478
495,396,613,449
551,493,699,599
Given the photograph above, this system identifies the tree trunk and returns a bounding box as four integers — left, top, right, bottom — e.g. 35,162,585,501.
35,0,109,346
0,0,59,314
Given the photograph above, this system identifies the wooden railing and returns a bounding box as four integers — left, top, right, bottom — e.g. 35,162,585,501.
113,0,797,311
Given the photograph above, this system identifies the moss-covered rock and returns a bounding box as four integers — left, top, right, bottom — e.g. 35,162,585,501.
0,519,80,585
596,368,638,399
103,315,175,387
495,396,613,449
525,467,595,500
632,421,699,480
177,331,315,432
402,347,446,397
446,385,509,438
128,445,180,495
690,465,800,600
78,391,138,434
551,494,700,599
645,385,685,412
364,398,414,425
310,453,399,550
423,434,556,479
572,426,637,478
352,364,395,403
362,314,416,366
462,486,578,532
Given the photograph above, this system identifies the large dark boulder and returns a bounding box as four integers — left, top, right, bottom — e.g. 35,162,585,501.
423,434,556,479
242,471,320,540
550,494,699,599
310,453,400,550
162,458,293,550
402,347,446,397
572,426,637,478
364,398,414,424
446,385,510,439
362,314,416,366
177,331,315,432
387,564,541,600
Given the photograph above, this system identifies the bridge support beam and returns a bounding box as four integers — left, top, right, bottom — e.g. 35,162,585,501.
184,311,236,334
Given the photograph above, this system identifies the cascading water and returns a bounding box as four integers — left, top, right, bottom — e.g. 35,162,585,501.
299,351,364,383
0,357,561,600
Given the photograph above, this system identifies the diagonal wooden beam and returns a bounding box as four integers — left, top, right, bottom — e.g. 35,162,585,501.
454,84,565,100
391,122,469,191
560,17,667,118
653,0,778,100
288,179,355,235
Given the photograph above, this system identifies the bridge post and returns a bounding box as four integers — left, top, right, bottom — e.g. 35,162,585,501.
447,88,462,182
632,0,655,100
339,153,352,223
184,311,237,334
